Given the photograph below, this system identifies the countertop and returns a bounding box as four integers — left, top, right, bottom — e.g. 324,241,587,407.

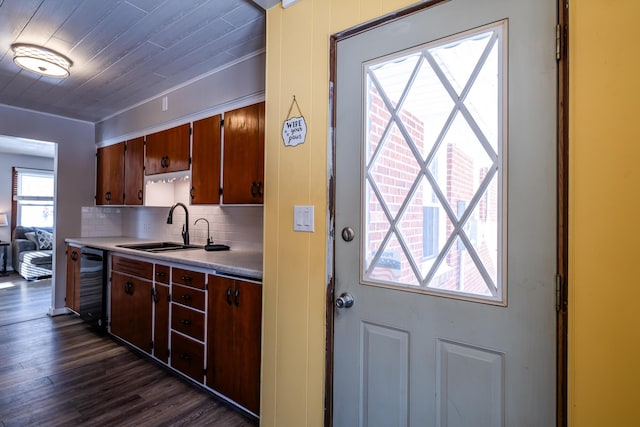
64,236,263,281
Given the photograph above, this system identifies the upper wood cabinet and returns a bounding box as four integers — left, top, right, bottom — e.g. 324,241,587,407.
145,123,191,175
96,142,124,205
123,137,145,205
191,115,221,204
222,102,265,204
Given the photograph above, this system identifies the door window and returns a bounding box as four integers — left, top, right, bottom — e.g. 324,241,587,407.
363,21,506,304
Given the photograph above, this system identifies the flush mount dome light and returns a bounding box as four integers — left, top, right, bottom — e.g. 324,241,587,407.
11,43,72,78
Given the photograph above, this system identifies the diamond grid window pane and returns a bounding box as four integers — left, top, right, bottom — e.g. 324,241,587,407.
362,23,505,303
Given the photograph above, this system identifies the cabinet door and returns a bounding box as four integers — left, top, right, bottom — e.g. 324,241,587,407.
191,115,221,204
207,275,236,399
110,271,152,353
231,279,262,414
145,123,190,175
124,137,144,205
153,283,170,363
96,142,125,205
222,102,265,204
207,275,262,414
65,244,80,313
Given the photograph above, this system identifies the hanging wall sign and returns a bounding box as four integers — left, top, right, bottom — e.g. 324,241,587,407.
282,96,307,147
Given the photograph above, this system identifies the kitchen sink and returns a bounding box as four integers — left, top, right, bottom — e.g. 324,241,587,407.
116,242,203,253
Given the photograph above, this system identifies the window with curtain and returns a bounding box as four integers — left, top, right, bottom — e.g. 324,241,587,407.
12,167,54,228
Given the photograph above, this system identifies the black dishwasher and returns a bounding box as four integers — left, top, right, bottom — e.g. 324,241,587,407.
79,247,107,331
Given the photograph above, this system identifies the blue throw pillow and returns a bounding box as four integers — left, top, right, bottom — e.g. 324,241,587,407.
34,229,53,250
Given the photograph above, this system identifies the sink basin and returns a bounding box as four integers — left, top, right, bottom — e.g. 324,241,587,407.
117,242,203,253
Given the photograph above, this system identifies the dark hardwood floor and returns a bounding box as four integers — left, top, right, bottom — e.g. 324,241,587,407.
0,273,258,426
0,274,51,326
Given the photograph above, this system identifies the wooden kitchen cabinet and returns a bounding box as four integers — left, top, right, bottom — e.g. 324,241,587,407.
145,123,190,175
65,244,80,313
191,115,221,204
153,282,170,363
96,142,125,205
222,102,265,204
110,256,153,354
207,274,262,414
171,331,205,383
123,137,145,205
170,266,206,383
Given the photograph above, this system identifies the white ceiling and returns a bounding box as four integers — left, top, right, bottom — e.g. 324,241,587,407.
0,0,272,124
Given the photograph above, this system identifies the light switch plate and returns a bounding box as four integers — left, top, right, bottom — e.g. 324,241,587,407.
293,205,314,232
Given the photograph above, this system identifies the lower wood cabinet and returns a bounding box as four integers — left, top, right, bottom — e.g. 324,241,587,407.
153,282,170,363
171,331,205,383
108,254,262,416
207,274,262,414
65,244,81,313
110,271,152,353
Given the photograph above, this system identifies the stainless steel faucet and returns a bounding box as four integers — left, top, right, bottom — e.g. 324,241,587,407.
167,202,189,245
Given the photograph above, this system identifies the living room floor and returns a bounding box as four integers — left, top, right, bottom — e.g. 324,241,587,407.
0,272,51,326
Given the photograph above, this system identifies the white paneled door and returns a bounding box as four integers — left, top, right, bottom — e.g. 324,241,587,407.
333,0,557,425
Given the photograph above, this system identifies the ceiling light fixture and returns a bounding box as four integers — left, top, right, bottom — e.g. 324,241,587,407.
11,43,72,78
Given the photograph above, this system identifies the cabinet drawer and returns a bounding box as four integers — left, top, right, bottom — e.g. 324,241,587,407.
154,264,170,284
172,284,205,311
171,332,204,383
172,267,205,290
112,255,153,280
171,304,205,341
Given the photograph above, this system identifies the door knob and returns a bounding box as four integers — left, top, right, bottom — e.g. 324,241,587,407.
335,292,354,309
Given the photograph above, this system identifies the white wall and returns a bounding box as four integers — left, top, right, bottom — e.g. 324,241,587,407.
0,152,55,267
0,105,95,313
80,181,263,253
95,53,265,145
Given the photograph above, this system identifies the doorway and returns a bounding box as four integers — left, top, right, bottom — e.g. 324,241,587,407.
330,0,561,425
0,135,57,323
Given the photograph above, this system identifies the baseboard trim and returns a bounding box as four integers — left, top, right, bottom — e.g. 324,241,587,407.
48,307,70,317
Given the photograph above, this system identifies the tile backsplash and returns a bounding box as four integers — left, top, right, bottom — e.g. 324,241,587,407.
81,203,263,252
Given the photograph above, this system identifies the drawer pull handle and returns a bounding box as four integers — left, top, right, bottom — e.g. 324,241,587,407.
226,287,232,305
234,287,240,306
156,271,166,277
180,319,192,326
181,275,192,282
180,353,192,361
181,294,192,301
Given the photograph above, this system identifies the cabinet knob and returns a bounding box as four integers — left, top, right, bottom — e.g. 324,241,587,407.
181,294,192,302
179,319,192,326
